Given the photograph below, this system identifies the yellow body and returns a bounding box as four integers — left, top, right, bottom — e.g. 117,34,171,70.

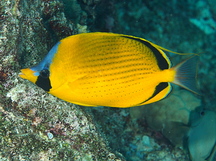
20,32,197,107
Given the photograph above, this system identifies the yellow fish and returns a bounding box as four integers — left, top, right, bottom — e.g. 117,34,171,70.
19,32,198,107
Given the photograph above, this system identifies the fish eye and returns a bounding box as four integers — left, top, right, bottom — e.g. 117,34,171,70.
40,69,50,78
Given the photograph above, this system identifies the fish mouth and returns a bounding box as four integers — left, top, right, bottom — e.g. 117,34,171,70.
19,70,27,79
19,68,38,83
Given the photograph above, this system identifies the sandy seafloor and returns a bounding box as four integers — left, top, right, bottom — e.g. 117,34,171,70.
1,0,216,160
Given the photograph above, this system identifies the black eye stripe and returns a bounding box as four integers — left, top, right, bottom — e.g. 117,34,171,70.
36,69,52,92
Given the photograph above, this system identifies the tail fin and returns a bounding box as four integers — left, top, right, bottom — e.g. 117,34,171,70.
172,56,199,94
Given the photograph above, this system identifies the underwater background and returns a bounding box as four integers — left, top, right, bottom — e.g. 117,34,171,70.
0,0,216,160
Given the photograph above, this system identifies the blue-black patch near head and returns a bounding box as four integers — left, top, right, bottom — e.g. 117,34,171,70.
121,36,169,70
31,42,60,75
31,42,60,92
35,69,52,92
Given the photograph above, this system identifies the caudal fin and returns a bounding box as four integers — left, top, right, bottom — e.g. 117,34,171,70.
172,56,199,94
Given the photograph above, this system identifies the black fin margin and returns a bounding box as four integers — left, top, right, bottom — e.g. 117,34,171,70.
138,82,169,105
121,36,169,70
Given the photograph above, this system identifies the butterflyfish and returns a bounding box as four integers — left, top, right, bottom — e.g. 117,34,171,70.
19,32,198,108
